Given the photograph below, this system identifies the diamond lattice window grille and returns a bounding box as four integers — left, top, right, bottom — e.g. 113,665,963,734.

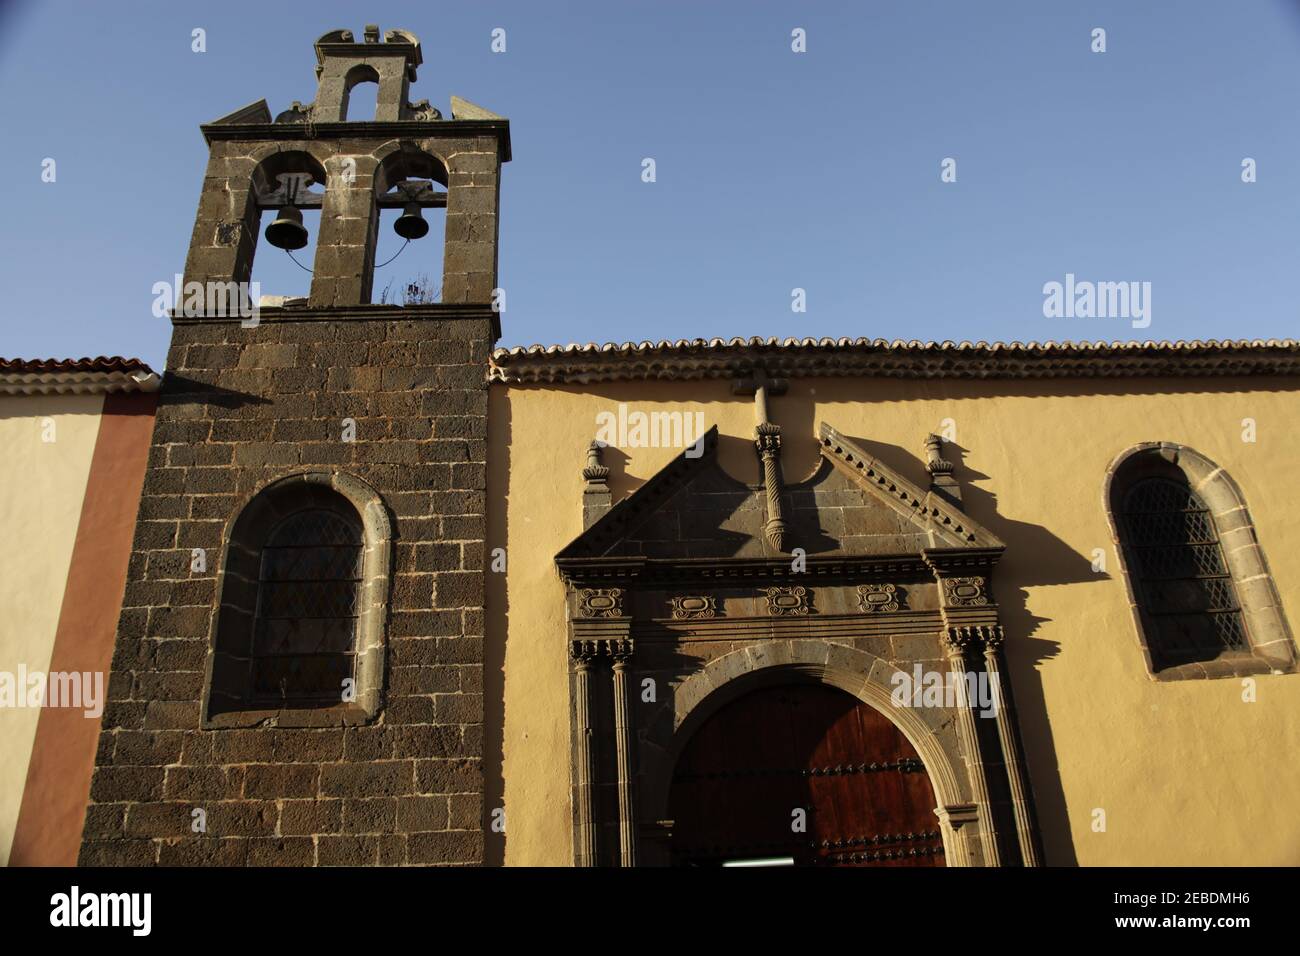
1120,477,1246,658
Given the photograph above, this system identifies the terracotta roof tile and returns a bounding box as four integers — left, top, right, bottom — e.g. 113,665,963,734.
0,356,160,396
0,356,156,374
488,337,1300,384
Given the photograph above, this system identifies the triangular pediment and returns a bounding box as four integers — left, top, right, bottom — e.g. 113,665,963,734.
816,424,1002,550
209,99,273,125
557,423,1002,568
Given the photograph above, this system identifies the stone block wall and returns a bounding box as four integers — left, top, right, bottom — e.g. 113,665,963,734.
79,309,491,866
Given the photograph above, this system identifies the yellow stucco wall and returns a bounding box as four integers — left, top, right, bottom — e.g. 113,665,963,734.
0,394,103,865
488,375,1300,866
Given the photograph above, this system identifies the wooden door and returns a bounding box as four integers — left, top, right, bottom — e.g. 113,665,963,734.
669,683,945,866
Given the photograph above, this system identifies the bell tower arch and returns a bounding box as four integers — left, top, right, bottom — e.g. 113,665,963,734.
183,25,510,311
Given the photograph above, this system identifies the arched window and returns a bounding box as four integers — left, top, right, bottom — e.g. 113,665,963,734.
1107,444,1295,680
252,508,364,705
1116,470,1245,665
205,473,392,727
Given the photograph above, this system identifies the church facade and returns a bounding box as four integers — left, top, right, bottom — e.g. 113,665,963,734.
4,27,1299,867
490,342,1300,866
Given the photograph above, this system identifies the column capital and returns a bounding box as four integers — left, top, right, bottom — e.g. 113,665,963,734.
943,624,1003,652
571,640,601,666
570,638,634,663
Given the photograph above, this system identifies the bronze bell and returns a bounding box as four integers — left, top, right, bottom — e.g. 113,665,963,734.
393,201,429,240
265,204,308,250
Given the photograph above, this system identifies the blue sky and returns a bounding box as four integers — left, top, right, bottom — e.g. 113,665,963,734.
2,1,1299,371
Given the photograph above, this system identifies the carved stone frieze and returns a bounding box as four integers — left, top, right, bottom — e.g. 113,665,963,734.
578,587,624,618
763,585,809,616
671,595,717,620
857,583,902,613
943,576,988,607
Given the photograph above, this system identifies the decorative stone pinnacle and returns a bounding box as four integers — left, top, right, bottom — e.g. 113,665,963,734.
582,440,611,484
924,434,954,475
924,433,962,508
581,441,613,530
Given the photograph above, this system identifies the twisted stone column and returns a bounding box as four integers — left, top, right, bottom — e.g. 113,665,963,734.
756,423,787,552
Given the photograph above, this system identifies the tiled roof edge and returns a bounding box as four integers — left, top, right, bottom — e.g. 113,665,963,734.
487,337,1300,384
0,357,161,396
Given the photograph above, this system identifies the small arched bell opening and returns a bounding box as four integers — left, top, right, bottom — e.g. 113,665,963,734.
371,145,449,304
248,150,328,302
340,64,381,121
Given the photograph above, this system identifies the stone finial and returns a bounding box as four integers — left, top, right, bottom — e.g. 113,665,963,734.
924,434,952,473
924,433,963,509
403,98,442,121
582,440,613,530
583,440,611,484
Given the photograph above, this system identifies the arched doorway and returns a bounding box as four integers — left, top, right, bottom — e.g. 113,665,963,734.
668,683,945,866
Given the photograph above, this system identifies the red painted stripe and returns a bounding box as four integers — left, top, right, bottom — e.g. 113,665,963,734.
9,391,156,865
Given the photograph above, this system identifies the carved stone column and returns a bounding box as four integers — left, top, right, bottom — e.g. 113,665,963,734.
567,587,630,867
570,640,599,867
756,423,787,552
981,627,1042,867
610,640,638,867
940,625,1001,867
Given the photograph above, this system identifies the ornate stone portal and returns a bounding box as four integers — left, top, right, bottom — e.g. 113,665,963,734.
555,420,1043,867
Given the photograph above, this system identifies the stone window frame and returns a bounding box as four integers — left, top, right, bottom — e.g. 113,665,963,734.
1104,442,1296,681
202,471,393,728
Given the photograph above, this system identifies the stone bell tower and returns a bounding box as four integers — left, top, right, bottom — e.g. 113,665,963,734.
81,27,507,867
184,25,508,309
